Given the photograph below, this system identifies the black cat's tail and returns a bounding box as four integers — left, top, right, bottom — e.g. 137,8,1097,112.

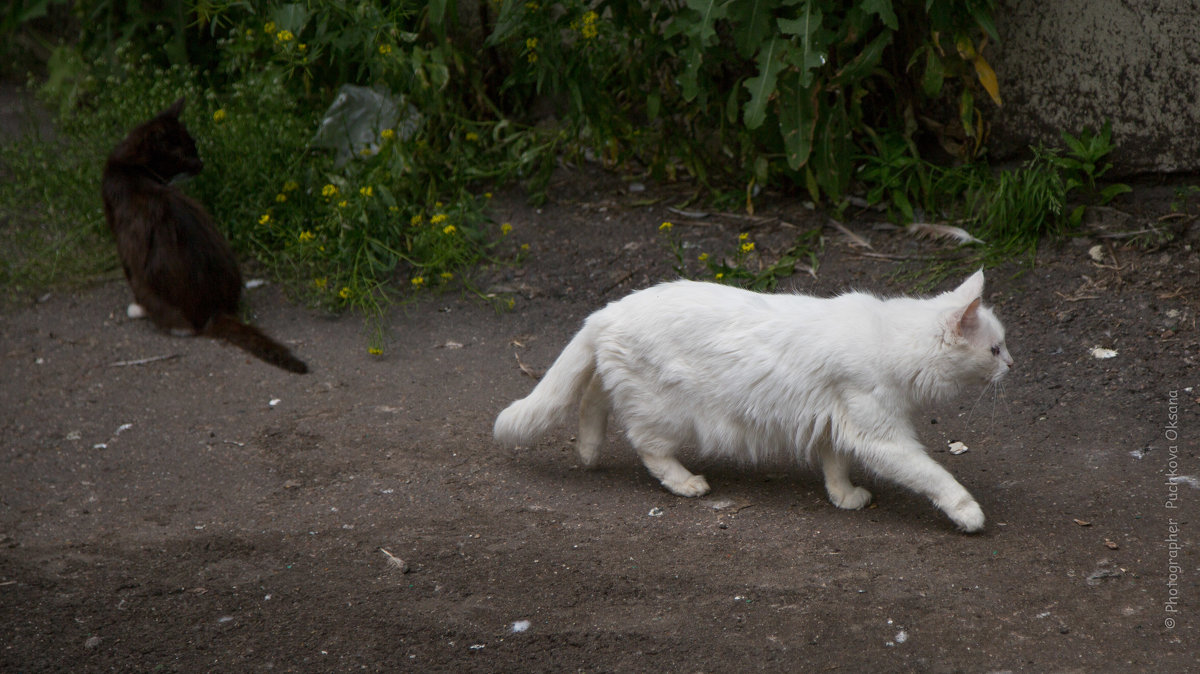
206,314,309,374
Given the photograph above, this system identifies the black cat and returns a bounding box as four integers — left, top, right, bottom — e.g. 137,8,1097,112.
102,97,308,373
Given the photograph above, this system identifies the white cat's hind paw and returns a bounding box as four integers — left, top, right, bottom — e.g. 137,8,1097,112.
127,303,148,319
947,500,985,533
829,485,873,510
666,474,710,498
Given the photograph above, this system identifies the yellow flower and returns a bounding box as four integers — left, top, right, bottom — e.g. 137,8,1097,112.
440,272,454,280
715,272,725,280
741,241,755,253
368,347,383,355
298,43,307,52
258,213,271,225
581,11,599,39
359,185,374,197
378,44,392,55
338,200,348,208
527,52,538,64
430,213,448,224
411,276,426,287
389,205,399,213
484,192,493,199
526,37,539,49
520,243,530,251
698,252,709,262
659,221,673,231
338,286,351,299
465,132,479,142
275,193,287,203
506,297,516,309
321,184,338,198
500,222,512,235
434,201,444,208
263,21,276,34
738,232,749,241
283,180,299,192
443,225,457,235
410,214,423,226
313,277,328,289
525,2,539,10
276,30,294,42
298,230,315,243
212,108,227,123
381,128,395,140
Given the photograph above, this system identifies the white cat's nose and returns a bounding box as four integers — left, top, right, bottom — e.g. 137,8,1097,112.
1001,346,1013,369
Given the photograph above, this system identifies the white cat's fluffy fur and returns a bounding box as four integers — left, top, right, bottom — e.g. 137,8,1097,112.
494,271,1012,532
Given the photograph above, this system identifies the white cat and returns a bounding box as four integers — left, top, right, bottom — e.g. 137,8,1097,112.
494,271,1012,532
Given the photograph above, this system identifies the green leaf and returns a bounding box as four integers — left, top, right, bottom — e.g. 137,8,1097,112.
733,0,779,59
922,48,945,97
686,0,731,46
742,38,789,130
679,44,706,102
778,4,825,87
778,73,819,170
831,29,892,85
273,4,309,33
861,0,898,31
1099,183,1132,204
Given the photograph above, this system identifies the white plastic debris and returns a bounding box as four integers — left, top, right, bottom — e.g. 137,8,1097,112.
948,441,969,455
269,398,282,407
510,620,531,633
648,507,664,517
1168,475,1200,489
1087,244,1105,262
244,279,267,289
1090,346,1118,359
894,630,908,644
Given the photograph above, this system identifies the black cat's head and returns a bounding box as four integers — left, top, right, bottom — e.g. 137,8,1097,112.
116,97,205,180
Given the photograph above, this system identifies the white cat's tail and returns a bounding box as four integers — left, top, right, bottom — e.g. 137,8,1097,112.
494,323,597,447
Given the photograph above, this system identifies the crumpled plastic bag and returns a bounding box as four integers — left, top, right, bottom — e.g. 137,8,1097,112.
310,84,421,167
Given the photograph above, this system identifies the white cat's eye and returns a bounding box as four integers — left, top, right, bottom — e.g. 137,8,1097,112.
990,345,1001,356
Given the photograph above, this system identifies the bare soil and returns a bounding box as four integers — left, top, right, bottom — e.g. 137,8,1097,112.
2,91,1198,671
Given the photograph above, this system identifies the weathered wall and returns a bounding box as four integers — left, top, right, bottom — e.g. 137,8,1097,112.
989,0,1200,174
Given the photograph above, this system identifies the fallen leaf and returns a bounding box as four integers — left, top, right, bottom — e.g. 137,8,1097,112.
514,352,543,380
380,548,409,573
1073,518,1091,527
1090,346,1118,359
948,441,969,455
1104,539,1119,550
908,222,984,245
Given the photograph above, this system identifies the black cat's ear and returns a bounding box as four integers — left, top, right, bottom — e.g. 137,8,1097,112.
162,97,186,118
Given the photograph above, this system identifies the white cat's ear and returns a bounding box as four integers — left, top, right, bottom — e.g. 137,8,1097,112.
949,269,985,301
949,297,983,338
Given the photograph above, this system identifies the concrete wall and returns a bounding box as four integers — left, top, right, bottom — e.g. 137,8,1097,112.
989,0,1200,174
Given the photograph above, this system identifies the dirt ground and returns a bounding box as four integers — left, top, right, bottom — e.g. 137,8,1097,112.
2,90,1198,671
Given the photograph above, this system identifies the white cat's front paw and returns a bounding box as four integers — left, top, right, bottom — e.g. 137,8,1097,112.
127,303,148,319
947,499,985,533
666,474,710,498
829,485,872,510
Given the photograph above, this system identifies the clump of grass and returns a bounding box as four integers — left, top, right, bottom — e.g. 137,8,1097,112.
659,221,822,291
